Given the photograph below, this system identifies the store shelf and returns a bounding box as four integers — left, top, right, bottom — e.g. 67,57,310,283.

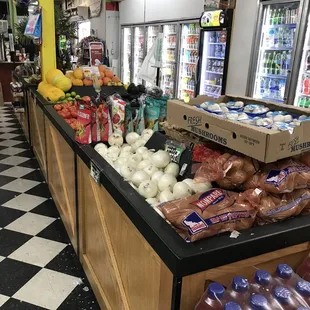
261,96,284,102
185,33,199,36
298,93,310,98
207,56,225,60
167,46,176,49
205,83,222,88
182,88,195,92
205,70,223,75
183,61,196,64
259,73,288,79
264,23,296,29
184,48,198,51
208,42,226,45
205,91,221,97
263,47,293,51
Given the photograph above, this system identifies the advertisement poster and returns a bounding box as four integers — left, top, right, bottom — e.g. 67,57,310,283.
204,0,235,10
200,10,224,27
89,42,104,65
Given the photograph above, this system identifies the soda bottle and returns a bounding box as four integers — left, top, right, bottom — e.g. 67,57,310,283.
260,77,265,96
295,280,310,306
195,282,225,310
274,264,294,286
263,52,268,74
269,9,274,25
250,270,273,295
227,276,250,307
278,27,283,47
271,52,277,74
279,80,286,99
224,302,242,310
297,308,310,310
264,78,270,96
267,53,273,74
268,29,275,48
273,286,298,309
306,51,310,71
274,28,279,47
297,255,310,281
274,80,280,99
269,78,275,98
248,294,270,310
281,51,287,75
285,8,291,24
275,52,282,75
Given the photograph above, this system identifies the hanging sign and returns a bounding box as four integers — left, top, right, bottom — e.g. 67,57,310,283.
89,42,104,65
200,10,226,28
204,0,236,10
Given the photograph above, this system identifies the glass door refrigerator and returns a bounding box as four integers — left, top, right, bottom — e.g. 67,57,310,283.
133,26,145,85
294,11,310,107
248,0,302,103
160,24,178,96
145,25,161,87
121,27,133,85
197,9,234,98
177,22,200,100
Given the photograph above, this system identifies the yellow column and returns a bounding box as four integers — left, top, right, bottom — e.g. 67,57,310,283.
40,0,56,81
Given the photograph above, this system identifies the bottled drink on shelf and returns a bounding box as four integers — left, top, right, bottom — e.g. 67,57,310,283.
295,280,310,306
271,51,277,75
247,294,270,310
224,302,242,310
273,286,300,309
268,28,275,48
195,283,225,310
303,76,310,95
279,79,286,99
250,270,273,295
275,52,281,75
260,77,265,96
226,276,250,307
280,51,287,75
285,9,291,24
306,52,310,71
274,28,279,47
269,78,276,98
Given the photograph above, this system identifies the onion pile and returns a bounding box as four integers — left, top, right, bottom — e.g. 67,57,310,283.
94,130,212,211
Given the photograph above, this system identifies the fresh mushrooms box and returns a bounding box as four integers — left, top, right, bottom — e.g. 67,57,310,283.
167,95,310,163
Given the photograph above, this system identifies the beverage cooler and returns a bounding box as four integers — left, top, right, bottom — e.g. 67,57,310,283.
197,10,234,98
177,22,200,100
247,0,310,105
133,26,145,85
121,27,132,85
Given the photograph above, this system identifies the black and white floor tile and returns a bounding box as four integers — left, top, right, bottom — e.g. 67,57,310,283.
0,104,100,309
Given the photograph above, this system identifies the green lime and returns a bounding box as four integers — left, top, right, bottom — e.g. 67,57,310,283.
71,92,76,97
75,95,81,99
66,93,71,98
60,96,65,100
67,97,74,101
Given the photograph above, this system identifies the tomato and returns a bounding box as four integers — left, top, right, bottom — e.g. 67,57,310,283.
82,96,91,103
62,108,69,113
71,111,78,118
62,111,71,119
59,111,66,119
70,123,77,130
54,104,62,111
65,119,72,124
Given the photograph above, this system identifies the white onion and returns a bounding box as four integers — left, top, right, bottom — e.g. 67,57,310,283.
144,165,159,177
94,143,108,152
146,198,159,207
151,171,164,183
158,174,177,192
192,182,212,193
138,180,158,198
151,150,171,168
128,154,142,167
107,145,121,156
159,189,175,203
142,150,154,160
114,157,127,168
136,146,148,156
126,132,140,145
173,182,192,199
104,152,119,162
182,179,194,194
121,144,133,153
131,139,145,150
108,133,124,147
98,148,108,157
131,170,150,187
120,165,136,180
119,151,133,158
137,160,152,171
164,163,180,177
142,129,154,136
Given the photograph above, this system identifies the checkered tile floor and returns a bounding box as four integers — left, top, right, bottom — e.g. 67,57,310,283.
0,104,100,309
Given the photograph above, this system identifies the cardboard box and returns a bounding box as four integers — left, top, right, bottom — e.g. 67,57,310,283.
167,95,310,163
204,0,236,10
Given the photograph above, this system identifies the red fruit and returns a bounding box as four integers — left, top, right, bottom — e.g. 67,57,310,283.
54,104,62,111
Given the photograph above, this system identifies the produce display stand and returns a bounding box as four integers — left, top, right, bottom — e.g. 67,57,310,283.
22,87,310,310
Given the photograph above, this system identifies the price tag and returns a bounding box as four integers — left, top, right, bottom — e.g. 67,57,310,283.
164,140,186,164
90,160,101,184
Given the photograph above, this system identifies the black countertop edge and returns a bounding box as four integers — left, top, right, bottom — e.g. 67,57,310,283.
29,90,310,277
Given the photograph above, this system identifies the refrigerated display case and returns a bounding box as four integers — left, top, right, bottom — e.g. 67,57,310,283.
197,10,233,98
121,27,132,85
177,22,200,100
133,26,145,85
160,24,178,96
294,14,310,107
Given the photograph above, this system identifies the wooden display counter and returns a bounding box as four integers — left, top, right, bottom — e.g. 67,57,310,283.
25,89,310,310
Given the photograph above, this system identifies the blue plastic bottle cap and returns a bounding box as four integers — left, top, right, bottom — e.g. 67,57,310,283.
274,286,291,305
297,308,310,310
276,264,293,279
296,280,310,297
255,270,271,286
232,276,249,293
224,301,242,310
250,294,268,310
207,282,225,300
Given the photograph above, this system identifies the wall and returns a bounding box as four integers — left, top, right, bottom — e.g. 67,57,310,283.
90,7,106,39
225,0,259,96
119,0,204,25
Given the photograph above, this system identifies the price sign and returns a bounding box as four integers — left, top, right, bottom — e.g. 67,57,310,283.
89,42,104,66
90,160,102,184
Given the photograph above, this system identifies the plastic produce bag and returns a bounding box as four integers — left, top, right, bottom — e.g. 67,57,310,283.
256,189,310,225
194,153,257,189
24,13,42,39
244,158,310,194
160,188,261,242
